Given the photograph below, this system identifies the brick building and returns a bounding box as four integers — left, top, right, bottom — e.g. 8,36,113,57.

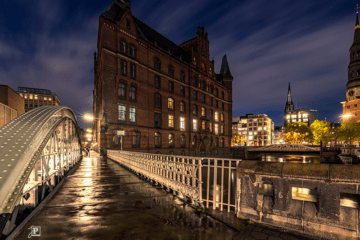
342,11,360,122
0,85,25,128
93,0,234,156
16,87,60,112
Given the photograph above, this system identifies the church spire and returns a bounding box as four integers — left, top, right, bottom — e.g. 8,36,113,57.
353,5,360,47
285,82,294,112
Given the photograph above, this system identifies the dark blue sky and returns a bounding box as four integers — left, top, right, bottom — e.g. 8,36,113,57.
0,0,357,128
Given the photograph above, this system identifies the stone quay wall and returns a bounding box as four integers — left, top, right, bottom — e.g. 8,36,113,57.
236,161,360,240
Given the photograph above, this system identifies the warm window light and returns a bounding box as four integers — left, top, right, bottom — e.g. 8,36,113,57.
86,129,92,133
342,114,352,118
86,134,92,138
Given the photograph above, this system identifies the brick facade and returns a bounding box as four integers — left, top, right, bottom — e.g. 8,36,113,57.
93,0,233,157
0,85,25,128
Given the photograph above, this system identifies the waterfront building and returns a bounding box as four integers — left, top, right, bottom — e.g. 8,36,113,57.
93,0,233,156
0,85,25,128
284,82,318,127
232,114,274,146
273,126,285,144
16,87,60,112
342,10,360,122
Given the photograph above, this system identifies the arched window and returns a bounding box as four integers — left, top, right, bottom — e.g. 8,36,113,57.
215,88,218,97
201,107,205,117
168,98,174,109
118,83,125,98
154,93,161,107
221,91,224,99
120,41,127,53
351,70,355,77
180,71,185,82
180,101,185,113
193,105,197,115
168,65,174,77
132,131,140,148
129,86,136,100
126,19,130,29
192,136,197,147
155,132,161,147
154,58,160,70
180,135,186,147
169,133,174,147
130,45,136,57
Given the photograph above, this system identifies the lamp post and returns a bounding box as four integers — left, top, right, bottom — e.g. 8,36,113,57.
83,113,108,156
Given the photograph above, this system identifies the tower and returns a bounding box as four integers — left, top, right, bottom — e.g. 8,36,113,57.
220,54,233,89
343,6,360,122
284,82,294,112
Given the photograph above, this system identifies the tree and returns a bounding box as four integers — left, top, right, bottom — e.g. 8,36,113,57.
310,120,331,145
335,122,360,144
284,122,313,144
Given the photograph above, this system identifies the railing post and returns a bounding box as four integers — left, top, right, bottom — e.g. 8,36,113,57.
213,159,217,210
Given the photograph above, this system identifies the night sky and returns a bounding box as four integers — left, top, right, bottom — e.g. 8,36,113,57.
0,0,357,128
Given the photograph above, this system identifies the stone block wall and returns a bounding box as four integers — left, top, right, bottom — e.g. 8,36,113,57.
237,161,360,240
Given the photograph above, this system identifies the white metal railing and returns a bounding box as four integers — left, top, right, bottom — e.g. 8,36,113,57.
107,150,241,212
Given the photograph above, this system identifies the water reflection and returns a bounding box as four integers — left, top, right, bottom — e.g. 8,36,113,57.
261,154,321,164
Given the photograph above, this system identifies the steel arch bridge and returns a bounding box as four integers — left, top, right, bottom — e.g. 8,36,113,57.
0,106,82,237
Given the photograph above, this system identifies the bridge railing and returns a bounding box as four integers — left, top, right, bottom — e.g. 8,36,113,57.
107,150,241,213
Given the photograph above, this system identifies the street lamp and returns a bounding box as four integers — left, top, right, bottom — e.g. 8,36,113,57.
86,129,92,133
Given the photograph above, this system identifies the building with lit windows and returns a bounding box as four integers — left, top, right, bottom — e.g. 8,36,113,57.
232,114,274,146
93,0,233,156
16,87,60,112
0,85,25,128
273,126,285,144
284,82,318,127
342,11,360,122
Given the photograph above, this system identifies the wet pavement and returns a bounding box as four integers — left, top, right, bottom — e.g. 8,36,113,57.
13,152,324,240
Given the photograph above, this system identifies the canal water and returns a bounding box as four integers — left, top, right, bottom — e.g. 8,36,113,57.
259,153,341,164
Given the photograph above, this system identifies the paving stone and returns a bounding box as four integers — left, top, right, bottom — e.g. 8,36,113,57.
250,231,268,240
280,233,298,240
244,236,256,240
268,237,283,240
253,226,263,232
262,228,280,237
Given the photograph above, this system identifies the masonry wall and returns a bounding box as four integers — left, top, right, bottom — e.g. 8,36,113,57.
237,161,360,240
94,12,232,157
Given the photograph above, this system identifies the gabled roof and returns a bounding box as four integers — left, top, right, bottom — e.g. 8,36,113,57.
100,0,126,22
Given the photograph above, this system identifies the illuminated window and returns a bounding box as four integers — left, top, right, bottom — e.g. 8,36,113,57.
292,119,296,122
29,94,33,100
215,124,218,134
221,125,224,134
221,113,224,122
258,127,262,130
291,115,296,118
201,107,205,116
180,101,185,113
24,94,28,99
180,117,185,131
202,121,206,130
168,115,174,127
118,105,126,121
215,111,218,121
303,114,308,118
193,119,197,132
249,136,253,140
169,134,174,147
209,123,212,132
264,127,267,130
249,132,253,135
129,107,136,122
34,95,38,100
168,98,174,109
286,115,290,119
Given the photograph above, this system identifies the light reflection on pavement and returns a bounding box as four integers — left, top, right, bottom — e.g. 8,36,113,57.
14,152,240,240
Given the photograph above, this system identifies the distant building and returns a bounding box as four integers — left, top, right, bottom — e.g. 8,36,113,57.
16,87,60,112
0,85,25,128
232,114,274,146
284,82,318,127
342,11,360,122
273,126,285,144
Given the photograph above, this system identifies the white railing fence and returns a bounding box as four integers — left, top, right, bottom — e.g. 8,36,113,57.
107,150,241,212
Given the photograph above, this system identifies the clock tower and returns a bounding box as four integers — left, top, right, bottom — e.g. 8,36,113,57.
343,8,360,122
